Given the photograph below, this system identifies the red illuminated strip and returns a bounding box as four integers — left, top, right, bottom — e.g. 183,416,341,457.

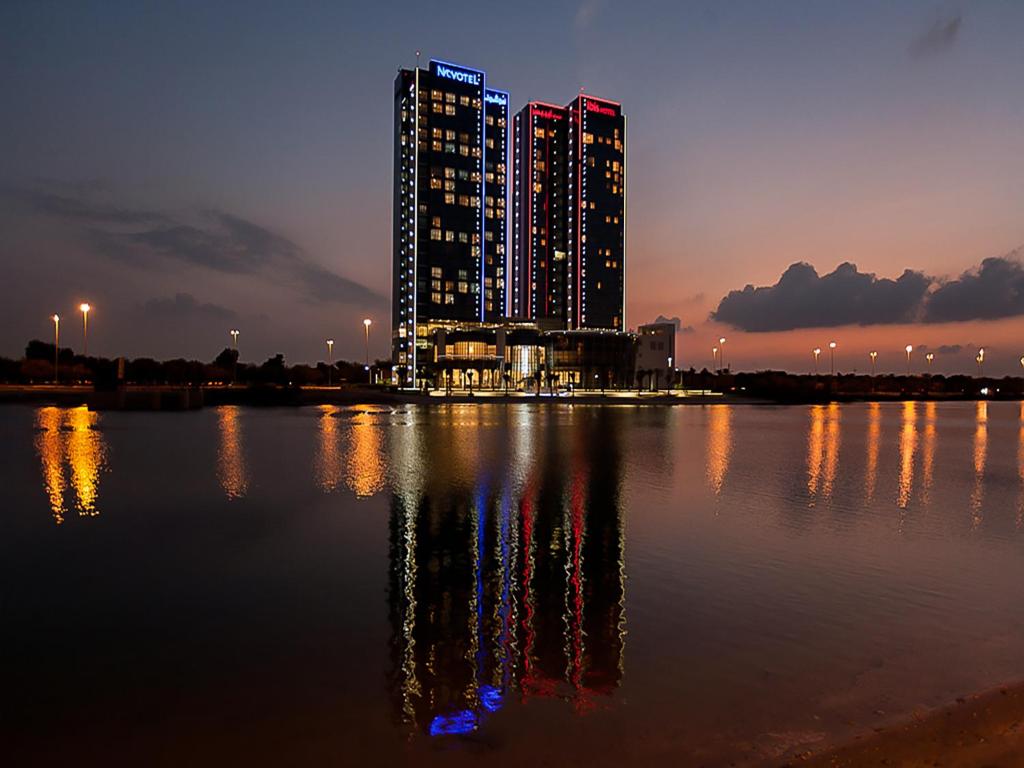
527,106,533,319
576,97,582,328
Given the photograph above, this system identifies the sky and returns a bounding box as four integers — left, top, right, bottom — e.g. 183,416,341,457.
1,0,1022,374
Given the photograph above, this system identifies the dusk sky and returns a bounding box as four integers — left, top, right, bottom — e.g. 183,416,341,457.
2,1,1022,373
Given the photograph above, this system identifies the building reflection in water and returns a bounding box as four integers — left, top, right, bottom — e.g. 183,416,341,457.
1018,402,1023,528
971,401,987,528
864,403,881,501
314,405,343,492
34,406,108,524
896,401,917,512
216,405,249,500
387,410,625,736
705,405,732,496
807,404,840,503
345,409,387,498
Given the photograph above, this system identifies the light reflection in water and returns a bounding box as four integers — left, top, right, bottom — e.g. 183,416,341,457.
314,405,343,492
807,404,840,503
346,409,386,498
865,403,881,501
216,406,249,500
705,405,732,496
33,406,107,524
1018,403,1023,528
896,401,917,512
971,401,988,528
921,402,937,505
388,410,625,735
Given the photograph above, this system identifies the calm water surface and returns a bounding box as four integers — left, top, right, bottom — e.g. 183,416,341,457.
3,401,1024,766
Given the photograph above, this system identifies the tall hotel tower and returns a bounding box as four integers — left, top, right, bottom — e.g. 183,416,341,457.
512,95,625,331
392,59,509,385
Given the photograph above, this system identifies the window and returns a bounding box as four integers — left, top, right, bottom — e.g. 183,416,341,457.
430,228,441,240
583,132,594,144
445,104,456,116
445,294,455,304
445,230,455,242
432,292,442,304
431,266,442,278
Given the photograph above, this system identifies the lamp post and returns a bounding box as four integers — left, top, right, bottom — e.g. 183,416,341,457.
363,318,372,383
977,348,985,377
869,351,877,376
926,352,934,373
905,345,913,375
230,329,239,384
712,346,719,375
326,339,334,386
813,347,821,375
79,303,91,357
718,337,726,373
51,313,59,382
829,341,837,375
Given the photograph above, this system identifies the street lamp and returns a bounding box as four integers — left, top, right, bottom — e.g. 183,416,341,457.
326,339,334,386
869,351,877,376
926,352,934,372
718,337,726,373
51,313,59,382
813,347,821,375
905,345,913,375
712,346,719,374
829,341,837,375
79,303,91,356
230,329,240,383
977,348,985,377
363,318,372,383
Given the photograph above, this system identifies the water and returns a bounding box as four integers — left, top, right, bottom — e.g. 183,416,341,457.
2,401,1023,766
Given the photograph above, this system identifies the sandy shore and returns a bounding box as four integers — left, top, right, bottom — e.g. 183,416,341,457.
786,683,1024,767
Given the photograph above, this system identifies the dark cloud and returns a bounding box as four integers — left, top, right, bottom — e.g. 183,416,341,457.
936,344,963,355
141,293,237,322
11,185,386,309
923,255,1024,323
909,13,962,59
712,262,931,332
654,314,696,335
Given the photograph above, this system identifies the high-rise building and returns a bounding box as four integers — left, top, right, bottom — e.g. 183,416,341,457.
392,59,509,386
567,95,626,331
512,95,625,331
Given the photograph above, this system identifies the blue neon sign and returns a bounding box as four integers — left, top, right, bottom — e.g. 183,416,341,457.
484,92,507,106
433,62,481,86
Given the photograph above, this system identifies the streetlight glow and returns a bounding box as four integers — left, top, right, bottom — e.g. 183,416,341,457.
869,350,877,376
326,339,335,386
363,318,372,382
905,345,913,375
813,347,821,375
52,314,60,383
79,302,91,356
718,337,726,373
828,341,837,375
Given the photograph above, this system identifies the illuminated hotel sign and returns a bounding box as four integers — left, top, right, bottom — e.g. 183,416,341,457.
534,108,563,121
585,100,617,117
433,61,481,86
484,91,507,106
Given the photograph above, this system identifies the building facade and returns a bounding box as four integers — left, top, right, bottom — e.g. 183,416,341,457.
392,60,509,387
635,321,676,390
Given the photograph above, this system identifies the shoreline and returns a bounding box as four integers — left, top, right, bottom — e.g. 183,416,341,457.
1,384,1020,410
787,682,1024,767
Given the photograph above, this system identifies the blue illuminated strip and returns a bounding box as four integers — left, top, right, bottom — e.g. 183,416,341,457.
429,710,478,736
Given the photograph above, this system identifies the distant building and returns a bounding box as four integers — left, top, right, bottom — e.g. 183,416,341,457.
635,322,676,389
392,59,509,387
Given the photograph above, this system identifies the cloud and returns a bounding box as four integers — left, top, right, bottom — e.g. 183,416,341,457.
10,184,386,309
909,13,962,59
936,344,963,355
653,314,696,335
923,255,1024,323
140,293,237,322
712,252,1024,332
712,262,931,332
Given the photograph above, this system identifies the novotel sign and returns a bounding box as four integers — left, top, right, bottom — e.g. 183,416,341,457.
484,92,507,106
433,62,481,86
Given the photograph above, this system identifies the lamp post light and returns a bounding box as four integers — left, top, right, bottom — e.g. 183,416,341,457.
977,348,985,377
718,337,726,373
829,341,837,375
926,352,934,373
79,303,91,357
363,318,372,383
326,339,334,386
869,351,877,376
1020,356,1024,371
230,329,240,384
712,346,719,375
905,345,913,376
813,347,821,375
51,313,59,382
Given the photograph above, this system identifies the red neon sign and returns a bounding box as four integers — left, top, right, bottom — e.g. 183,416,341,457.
534,109,563,121
585,100,616,117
